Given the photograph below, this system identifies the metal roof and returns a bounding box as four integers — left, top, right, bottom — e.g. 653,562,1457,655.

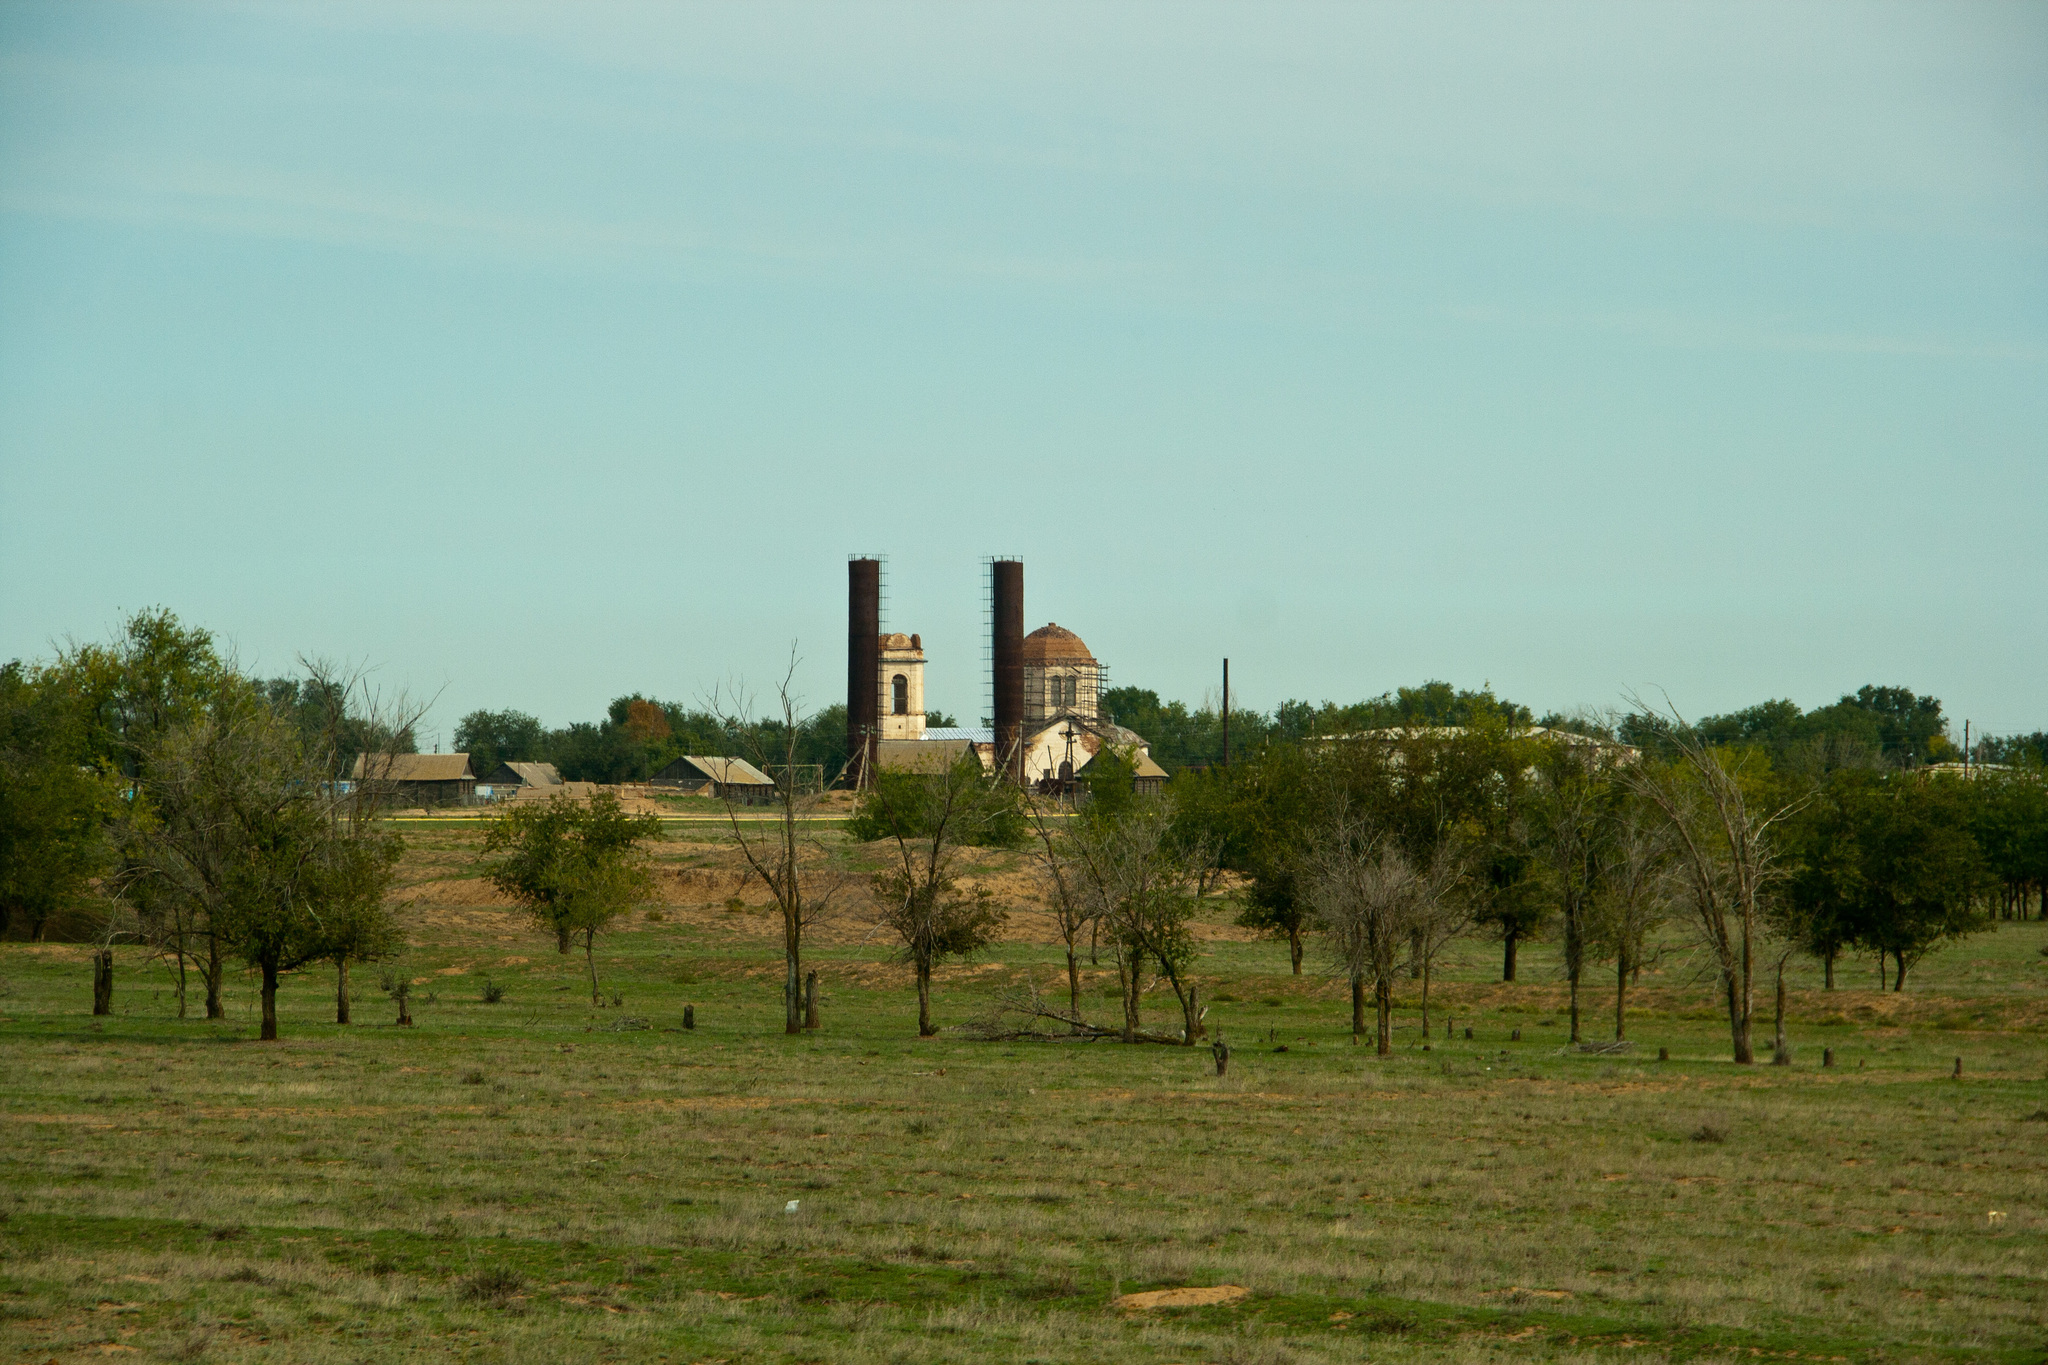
921,727,994,743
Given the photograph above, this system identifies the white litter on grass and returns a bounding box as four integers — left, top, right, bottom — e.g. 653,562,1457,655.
1987,1210,2006,1226
784,1200,801,1214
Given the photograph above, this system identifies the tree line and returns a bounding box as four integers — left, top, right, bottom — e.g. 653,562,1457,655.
0,610,411,1036
1105,679,2020,774
453,696,873,785
7,609,2043,1064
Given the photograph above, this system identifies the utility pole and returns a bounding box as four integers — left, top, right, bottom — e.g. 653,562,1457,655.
1221,658,1230,768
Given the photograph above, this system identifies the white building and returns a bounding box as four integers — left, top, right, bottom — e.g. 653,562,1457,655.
877,632,927,741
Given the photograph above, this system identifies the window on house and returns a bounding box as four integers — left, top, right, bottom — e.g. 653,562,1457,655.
892,675,908,715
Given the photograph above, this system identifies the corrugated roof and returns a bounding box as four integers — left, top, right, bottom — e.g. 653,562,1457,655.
352,753,476,782
922,727,994,743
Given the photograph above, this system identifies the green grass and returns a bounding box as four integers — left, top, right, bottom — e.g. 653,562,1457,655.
3,828,2045,1362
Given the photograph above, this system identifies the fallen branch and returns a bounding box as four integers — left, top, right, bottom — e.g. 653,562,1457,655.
961,981,1186,1045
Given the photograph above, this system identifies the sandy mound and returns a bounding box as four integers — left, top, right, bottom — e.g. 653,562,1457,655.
1115,1285,1250,1311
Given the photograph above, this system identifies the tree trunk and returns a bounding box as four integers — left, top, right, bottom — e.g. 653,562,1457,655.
1180,982,1200,1045
1565,910,1583,1043
1374,977,1392,1057
556,923,571,954
260,959,280,1041
1725,970,1753,1064
1288,927,1303,975
1121,952,1140,1042
784,902,803,1035
1771,961,1790,1065
1615,947,1628,1041
585,928,600,1004
1502,928,1518,983
173,944,188,1019
92,950,114,1016
204,937,225,1019
916,957,935,1037
1351,974,1366,1041
1065,946,1082,1031
396,990,412,1027
1420,957,1431,1039
335,958,351,1025
1893,957,1908,992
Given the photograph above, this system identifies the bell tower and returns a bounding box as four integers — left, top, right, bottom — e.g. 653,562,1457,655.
878,632,927,741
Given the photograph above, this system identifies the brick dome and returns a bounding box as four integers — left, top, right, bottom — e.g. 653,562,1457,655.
1020,623,1094,664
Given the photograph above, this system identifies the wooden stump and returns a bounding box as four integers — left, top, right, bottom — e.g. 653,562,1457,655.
684,1003,695,1030
1211,1034,1229,1077
91,950,113,1017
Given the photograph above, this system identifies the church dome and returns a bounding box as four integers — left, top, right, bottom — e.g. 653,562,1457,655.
1021,623,1094,663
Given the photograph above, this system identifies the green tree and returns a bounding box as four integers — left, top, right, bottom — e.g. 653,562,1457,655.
455,709,544,779
864,754,1012,1035
138,681,403,1040
849,762,1026,849
48,610,231,1011
481,791,661,986
1527,738,1624,1040
1174,743,1319,973
0,662,119,942
1779,769,1876,988
1854,776,1990,990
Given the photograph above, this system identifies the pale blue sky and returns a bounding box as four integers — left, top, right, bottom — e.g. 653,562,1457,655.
2,2,2044,743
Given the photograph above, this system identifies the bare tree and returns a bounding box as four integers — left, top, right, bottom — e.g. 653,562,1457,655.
1623,700,1806,1064
1304,806,1420,1055
1069,801,1208,1045
1528,737,1624,1043
865,754,1010,1035
709,655,849,1035
1589,805,1675,1041
1407,844,1470,1039
1025,801,1098,1029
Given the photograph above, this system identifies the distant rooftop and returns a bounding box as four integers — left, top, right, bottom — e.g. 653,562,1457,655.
922,727,994,743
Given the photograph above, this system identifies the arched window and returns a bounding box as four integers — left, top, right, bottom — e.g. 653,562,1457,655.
892,675,909,715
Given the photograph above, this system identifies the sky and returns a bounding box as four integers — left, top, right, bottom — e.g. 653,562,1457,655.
2,1,2044,746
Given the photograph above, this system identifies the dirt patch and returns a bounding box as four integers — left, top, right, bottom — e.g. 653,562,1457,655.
1115,1285,1250,1311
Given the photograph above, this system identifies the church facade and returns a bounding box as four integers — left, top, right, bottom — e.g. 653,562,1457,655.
872,621,1162,791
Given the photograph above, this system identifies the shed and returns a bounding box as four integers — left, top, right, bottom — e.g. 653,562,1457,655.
350,753,477,806
486,761,563,788
651,755,778,803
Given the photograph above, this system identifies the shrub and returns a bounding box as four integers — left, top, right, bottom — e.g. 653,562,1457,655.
479,976,505,1004
459,1265,524,1306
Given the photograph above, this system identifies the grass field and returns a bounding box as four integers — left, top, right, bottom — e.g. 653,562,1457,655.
3,824,2045,1363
